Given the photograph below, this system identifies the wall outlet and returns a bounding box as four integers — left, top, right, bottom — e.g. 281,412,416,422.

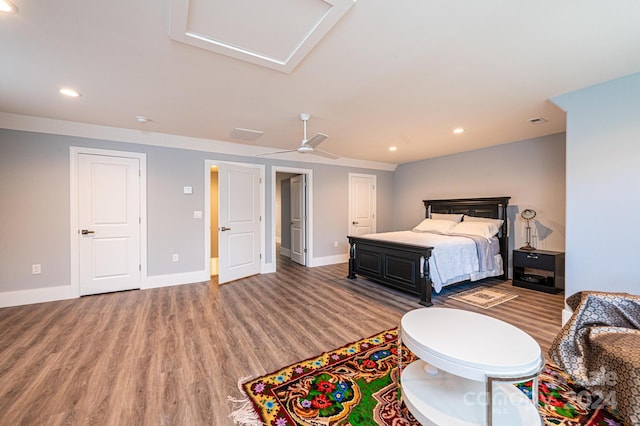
32,264,42,274
333,241,338,247
172,254,179,262
193,210,202,219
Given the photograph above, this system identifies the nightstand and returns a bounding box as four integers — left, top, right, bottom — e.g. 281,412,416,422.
512,249,565,294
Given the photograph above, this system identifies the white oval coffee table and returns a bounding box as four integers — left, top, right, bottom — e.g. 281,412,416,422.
399,308,544,426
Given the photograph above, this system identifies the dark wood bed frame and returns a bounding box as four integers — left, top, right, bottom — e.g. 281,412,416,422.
347,197,510,306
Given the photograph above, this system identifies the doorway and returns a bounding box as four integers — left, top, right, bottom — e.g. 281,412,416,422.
348,173,377,236
210,165,219,277
205,161,265,284
70,147,147,297
273,167,312,269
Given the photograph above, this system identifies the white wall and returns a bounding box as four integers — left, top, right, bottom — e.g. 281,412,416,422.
392,133,567,276
552,72,640,300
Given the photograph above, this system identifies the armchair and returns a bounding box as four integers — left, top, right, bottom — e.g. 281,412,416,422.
549,291,640,425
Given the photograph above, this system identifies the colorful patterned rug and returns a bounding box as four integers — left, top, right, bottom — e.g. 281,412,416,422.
229,328,627,425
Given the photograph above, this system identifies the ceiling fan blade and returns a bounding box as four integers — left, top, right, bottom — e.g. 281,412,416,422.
310,149,339,160
256,149,297,157
304,133,328,148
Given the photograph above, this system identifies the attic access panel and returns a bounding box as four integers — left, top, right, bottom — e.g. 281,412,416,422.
169,0,355,73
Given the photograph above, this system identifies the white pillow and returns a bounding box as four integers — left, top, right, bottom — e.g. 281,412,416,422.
463,215,504,228
430,213,464,223
412,219,457,234
450,221,499,240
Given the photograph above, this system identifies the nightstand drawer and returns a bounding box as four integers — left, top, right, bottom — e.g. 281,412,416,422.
513,251,555,270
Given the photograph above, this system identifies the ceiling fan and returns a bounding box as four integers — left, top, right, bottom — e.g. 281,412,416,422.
260,113,338,159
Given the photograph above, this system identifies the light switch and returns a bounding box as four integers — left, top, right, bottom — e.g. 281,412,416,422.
183,186,193,194
193,210,202,219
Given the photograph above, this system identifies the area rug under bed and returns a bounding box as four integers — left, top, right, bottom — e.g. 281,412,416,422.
229,328,626,425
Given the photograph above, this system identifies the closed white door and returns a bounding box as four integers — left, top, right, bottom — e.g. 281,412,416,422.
349,174,376,236
218,163,261,283
290,174,306,265
78,154,141,295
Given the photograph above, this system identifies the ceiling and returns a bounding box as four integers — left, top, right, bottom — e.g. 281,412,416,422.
1,0,639,165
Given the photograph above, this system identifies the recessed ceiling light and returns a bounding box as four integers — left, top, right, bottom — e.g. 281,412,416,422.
453,128,465,134
0,0,18,14
389,146,397,152
136,115,152,124
59,88,81,98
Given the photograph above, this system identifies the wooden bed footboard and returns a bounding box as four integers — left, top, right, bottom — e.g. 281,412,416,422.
347,236,433,306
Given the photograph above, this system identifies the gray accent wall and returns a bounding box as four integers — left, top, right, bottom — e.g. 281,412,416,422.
392,133,567,276
552,71,640,297
0,128,394,294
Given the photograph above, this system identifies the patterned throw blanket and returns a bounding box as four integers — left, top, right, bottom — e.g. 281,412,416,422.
549,291,640,425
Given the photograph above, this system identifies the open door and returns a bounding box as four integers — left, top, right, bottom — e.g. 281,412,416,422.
290,174,306,265
218,163,261,283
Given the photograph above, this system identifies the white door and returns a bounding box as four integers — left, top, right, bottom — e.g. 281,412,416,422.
349,174,376,236
290,174,306,265
78,154,141,295
218,163,261,283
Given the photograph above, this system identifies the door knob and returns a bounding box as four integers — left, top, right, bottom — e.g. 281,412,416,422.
219,226,231,231
81,229,95,235
352,221,359,225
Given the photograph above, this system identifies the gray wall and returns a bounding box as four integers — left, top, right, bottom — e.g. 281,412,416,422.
553,72,640,297
0,128,394,293
392,133,566,275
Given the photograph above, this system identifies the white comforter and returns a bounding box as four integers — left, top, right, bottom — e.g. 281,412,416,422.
360,231,501,292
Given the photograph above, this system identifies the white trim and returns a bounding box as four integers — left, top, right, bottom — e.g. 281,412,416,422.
0,285,76,308
70,147,148,297
348,172,377,235
262,261,276,274
309,253,350,267
0,112,397,171
272,166,313,271
143,271,209,290
204,160,266,279
169,0,355,73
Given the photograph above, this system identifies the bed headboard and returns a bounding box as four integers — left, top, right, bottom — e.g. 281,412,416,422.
423,197,511,280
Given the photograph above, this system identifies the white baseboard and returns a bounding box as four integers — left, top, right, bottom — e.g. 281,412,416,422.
562,308,573,326
280,247,291,257
143,270,210,289
262,261,276,274
0,285,77,308
309,253,349,267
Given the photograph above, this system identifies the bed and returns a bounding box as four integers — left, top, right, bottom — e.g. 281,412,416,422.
347,197,510,306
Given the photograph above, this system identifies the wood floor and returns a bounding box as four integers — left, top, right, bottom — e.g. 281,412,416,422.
0,253,565,425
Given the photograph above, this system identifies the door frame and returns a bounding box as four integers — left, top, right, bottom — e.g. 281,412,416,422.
271,166,312,270
70,147,147,297
204,160,266,278
348,172,377,236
